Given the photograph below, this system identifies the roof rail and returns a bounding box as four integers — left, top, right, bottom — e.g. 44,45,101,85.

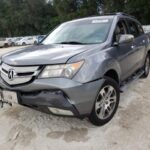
116,12,135,18
103,12,136,18
115,12,129,16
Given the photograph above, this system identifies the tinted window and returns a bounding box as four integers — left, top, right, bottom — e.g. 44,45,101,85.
127,20,140,37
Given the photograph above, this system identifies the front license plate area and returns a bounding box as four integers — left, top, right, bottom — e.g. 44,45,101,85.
2,90,18,103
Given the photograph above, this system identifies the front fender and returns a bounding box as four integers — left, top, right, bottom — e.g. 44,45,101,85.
70,48,121,83
103,58,121,80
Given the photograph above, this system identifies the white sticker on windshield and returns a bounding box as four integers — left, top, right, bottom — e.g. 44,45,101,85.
92,19,109,24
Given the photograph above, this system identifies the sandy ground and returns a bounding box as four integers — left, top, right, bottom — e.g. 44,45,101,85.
0,47,150,150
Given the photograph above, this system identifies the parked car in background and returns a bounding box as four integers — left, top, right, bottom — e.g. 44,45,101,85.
0,38,6,47
37,35,45,43
10,37,22,46
15,37,38,46
143,25,150,33
146,32,150,39
0,38,12,48
5,38,14,47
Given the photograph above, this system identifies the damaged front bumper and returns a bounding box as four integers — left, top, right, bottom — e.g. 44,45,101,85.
0,77,104,117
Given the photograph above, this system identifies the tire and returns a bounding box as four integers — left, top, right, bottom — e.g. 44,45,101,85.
34,41,37,45
141,54,150,78
89,77,120,126
22,42,26,46
4,43,8,48
11,42,15,47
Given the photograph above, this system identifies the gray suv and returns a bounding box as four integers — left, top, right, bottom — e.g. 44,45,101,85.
0,13,150,126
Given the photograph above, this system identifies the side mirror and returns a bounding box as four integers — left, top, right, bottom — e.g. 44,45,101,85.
118,34,134,44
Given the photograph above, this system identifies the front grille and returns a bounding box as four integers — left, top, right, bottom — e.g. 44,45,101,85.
0,63,40,85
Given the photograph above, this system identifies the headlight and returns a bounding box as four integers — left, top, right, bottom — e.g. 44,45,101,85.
39,61,84,79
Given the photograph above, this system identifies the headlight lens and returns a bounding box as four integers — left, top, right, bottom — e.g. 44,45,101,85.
39,61,84,79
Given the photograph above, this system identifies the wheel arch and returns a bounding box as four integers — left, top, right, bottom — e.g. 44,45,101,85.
104,69,120,85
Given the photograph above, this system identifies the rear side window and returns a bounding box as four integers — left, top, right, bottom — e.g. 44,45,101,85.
127,20,140,38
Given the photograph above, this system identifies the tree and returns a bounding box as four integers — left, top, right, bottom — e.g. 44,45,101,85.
0,0,57,37
104,0,125,13
124,0,150,24
103,0,150,24
0,0,150,37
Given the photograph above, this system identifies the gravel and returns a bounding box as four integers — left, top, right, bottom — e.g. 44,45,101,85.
0,47,150,150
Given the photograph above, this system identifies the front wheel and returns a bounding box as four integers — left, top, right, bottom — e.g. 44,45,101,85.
141,54,150,78
89,77,120,126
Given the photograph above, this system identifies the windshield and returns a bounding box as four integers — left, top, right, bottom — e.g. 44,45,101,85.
42,18,113,45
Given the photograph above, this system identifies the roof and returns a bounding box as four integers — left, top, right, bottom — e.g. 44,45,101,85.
63,12,137,25
104,12,136,19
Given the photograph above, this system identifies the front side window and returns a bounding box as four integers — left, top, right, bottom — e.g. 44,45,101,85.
42,17,113,45
114,20,127,42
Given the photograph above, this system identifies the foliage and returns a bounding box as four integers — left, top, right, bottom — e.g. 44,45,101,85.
104,0,150,24
0,0,150,37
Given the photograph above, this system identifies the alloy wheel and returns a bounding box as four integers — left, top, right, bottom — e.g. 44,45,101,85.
95,85,117,120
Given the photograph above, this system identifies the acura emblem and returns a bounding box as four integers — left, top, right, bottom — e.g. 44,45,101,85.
8,69,16,80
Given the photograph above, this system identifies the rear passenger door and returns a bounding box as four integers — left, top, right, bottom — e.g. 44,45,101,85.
126,19,146,71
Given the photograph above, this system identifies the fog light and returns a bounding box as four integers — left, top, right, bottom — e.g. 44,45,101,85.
48,107,74,116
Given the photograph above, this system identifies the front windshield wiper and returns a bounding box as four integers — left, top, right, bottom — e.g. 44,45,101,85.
55,41,85,45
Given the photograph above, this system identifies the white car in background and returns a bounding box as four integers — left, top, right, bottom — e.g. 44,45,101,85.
0,38,10,47
0,37,20,47
143,25,150,33
15,37,38,46
10,37,22,46
0,38,6,47
0,38,13,48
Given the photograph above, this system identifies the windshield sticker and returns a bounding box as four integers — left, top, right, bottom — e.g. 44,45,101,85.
92,19,109,24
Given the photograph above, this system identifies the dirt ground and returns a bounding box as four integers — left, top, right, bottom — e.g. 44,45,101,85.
0,47,150,150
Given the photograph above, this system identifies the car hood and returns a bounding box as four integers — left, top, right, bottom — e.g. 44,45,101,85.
2,44,105,66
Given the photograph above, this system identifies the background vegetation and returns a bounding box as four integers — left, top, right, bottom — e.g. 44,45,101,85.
0,0,149,37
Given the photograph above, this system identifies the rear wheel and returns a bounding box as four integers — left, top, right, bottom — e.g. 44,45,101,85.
142,54,150,78
89,77,120,126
